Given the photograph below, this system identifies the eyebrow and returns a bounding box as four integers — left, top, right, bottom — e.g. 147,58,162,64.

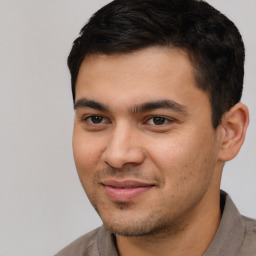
74,98,110,112
74,98,188,115
132,100,188,115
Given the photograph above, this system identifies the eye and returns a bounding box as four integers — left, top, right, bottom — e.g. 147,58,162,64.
87,115,104,124
84,115,108,124
147,116,169,126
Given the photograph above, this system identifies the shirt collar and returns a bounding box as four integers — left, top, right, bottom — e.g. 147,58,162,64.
98,226,119,256
204,190,245,255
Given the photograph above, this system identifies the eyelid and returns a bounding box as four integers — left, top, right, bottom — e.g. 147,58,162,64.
82,114,110,124
79,113,176,129
145,115,175,125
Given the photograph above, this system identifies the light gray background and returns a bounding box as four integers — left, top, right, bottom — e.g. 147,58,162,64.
0,1,255,255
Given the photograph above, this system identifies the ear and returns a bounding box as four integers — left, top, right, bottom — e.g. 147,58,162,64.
218,103,249,162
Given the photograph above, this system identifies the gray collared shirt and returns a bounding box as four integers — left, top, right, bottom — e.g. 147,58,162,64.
56,191,256,256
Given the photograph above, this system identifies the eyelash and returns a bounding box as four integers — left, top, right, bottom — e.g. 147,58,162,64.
146,116,171,126
83,115,109,125
82,115,174,127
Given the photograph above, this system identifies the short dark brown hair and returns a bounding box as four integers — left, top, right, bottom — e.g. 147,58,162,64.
68,0,245,128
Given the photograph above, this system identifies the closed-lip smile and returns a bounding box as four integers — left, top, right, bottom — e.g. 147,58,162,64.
101,179,155,202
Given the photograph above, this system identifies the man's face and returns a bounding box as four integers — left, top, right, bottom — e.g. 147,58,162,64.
73,47,223,237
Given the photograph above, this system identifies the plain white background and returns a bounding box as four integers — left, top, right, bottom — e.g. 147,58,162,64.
0,1,255,255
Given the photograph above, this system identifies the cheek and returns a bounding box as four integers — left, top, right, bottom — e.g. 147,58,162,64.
148,137,196,170
147,132,215,184
72,132,104,199
72,128,105,177
147,137,216,212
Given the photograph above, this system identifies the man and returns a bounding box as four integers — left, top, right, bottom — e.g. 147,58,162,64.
56,0,256,255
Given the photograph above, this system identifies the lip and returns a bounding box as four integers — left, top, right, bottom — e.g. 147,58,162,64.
101,179,155,202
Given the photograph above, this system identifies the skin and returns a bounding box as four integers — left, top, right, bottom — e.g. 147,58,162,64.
72,47,249,256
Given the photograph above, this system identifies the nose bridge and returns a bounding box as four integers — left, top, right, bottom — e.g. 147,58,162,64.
112,121,131,147
102,121,144,168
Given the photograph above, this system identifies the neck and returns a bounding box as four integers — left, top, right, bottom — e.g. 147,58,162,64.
116,188,221,256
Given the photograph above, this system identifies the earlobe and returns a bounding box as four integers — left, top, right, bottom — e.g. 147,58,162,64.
218,103,249,162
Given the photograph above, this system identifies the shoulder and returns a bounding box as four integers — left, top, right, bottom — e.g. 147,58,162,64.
235,215,256,255
206,191,256,255
242,215,256,230
242,215,256,245
55,226,101,256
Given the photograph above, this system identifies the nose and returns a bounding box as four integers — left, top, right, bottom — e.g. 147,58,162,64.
101,124,145,169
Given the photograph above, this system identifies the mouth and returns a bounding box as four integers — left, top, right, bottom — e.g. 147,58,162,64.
101,179,155,202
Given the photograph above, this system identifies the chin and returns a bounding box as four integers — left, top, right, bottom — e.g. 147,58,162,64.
102,213,172,238
105,224,153,237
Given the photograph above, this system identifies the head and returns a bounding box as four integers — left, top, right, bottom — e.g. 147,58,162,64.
70,0,249,239
68,0,245,128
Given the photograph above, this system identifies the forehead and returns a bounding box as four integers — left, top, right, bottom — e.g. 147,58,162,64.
75,47,210,111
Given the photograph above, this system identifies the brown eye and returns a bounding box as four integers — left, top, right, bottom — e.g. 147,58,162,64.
87,115,105,124
150,116,167,125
